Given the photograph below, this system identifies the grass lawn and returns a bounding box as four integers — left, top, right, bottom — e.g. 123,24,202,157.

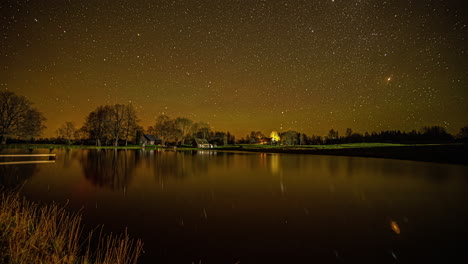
227,142,443,150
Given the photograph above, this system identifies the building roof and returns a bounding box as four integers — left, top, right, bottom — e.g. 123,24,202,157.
194,138,209,144
143,134,159,141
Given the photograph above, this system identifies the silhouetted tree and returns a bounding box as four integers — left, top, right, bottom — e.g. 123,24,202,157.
174,117,193,145
0,91,46,144
191,121,211,139
309,135,323,145
108,104,126,147
80,103,139,146
248,131,264,144
326,129,339,144
281,130,299,145
154,115,176,146
299,133,304,145
421,126,453,141
208,131,227,146
123,104,139,146
457,125,468,142
82,105,112,146
16,108,47,142
74,126,88,145
57,122,76,145
226,132,235,144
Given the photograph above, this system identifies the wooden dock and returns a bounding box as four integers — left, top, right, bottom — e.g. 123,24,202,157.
0,154,56,165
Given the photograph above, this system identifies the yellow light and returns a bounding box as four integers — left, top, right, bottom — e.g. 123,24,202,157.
270,131,280,142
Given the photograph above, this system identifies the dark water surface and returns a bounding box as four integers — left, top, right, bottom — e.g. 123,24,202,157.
1,149,467,263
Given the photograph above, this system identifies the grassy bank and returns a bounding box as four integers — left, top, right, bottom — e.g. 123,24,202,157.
220,143,468,165
220,142,444,149
0,142,443,150
0,192,143,264
2,143,466,165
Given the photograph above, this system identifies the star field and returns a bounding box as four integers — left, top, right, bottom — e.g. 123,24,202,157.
1,0,467,137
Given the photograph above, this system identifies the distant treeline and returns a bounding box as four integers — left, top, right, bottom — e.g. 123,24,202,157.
238,126,467,145
1,91,467,146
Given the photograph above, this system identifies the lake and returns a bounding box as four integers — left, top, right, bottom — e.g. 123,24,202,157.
1,149,467,263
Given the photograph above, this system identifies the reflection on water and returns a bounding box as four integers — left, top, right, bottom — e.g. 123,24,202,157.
0,163,39,189
140,149,210,180
1,149,468,263
79,149,141,191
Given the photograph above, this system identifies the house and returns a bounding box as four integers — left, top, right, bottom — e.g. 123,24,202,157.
140,134,160,146
260,137,272,144
193,138,213,148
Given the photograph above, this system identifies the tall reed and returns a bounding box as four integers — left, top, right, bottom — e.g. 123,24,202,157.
0,192,143,264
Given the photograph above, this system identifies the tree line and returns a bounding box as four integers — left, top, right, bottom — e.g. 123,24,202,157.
239,126,468,145
1,91,468,146
56,105,235,147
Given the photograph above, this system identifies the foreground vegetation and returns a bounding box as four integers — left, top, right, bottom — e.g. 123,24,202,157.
0,192,143,264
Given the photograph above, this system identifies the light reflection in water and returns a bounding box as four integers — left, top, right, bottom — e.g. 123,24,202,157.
0,149,467,263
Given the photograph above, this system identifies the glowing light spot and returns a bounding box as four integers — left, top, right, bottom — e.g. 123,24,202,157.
390,220,400,234
270,131,280,142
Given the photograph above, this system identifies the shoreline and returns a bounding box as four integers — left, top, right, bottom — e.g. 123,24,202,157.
1,143,466,165
217,144,468,165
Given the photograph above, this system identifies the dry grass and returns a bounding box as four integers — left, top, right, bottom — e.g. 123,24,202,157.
0,192,143,264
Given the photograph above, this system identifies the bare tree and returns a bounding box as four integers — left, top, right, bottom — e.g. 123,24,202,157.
248,131,264,144
17,108,46,141
57,122,76,144
458,125,468,140
155,115,176,146
74,126,88,145
80,103,140,146
0,91,46,144
327,129,339,139
174,117,193,145
109,104,126,147
191,121,211,139
281,130,299,145
421,125,452,141
83,105,112,146
123,104,139,146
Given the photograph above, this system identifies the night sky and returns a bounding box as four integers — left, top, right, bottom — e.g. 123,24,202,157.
1,0,467,138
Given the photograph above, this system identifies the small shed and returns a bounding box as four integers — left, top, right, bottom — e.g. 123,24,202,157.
193,138,212,148
141,134,160,146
